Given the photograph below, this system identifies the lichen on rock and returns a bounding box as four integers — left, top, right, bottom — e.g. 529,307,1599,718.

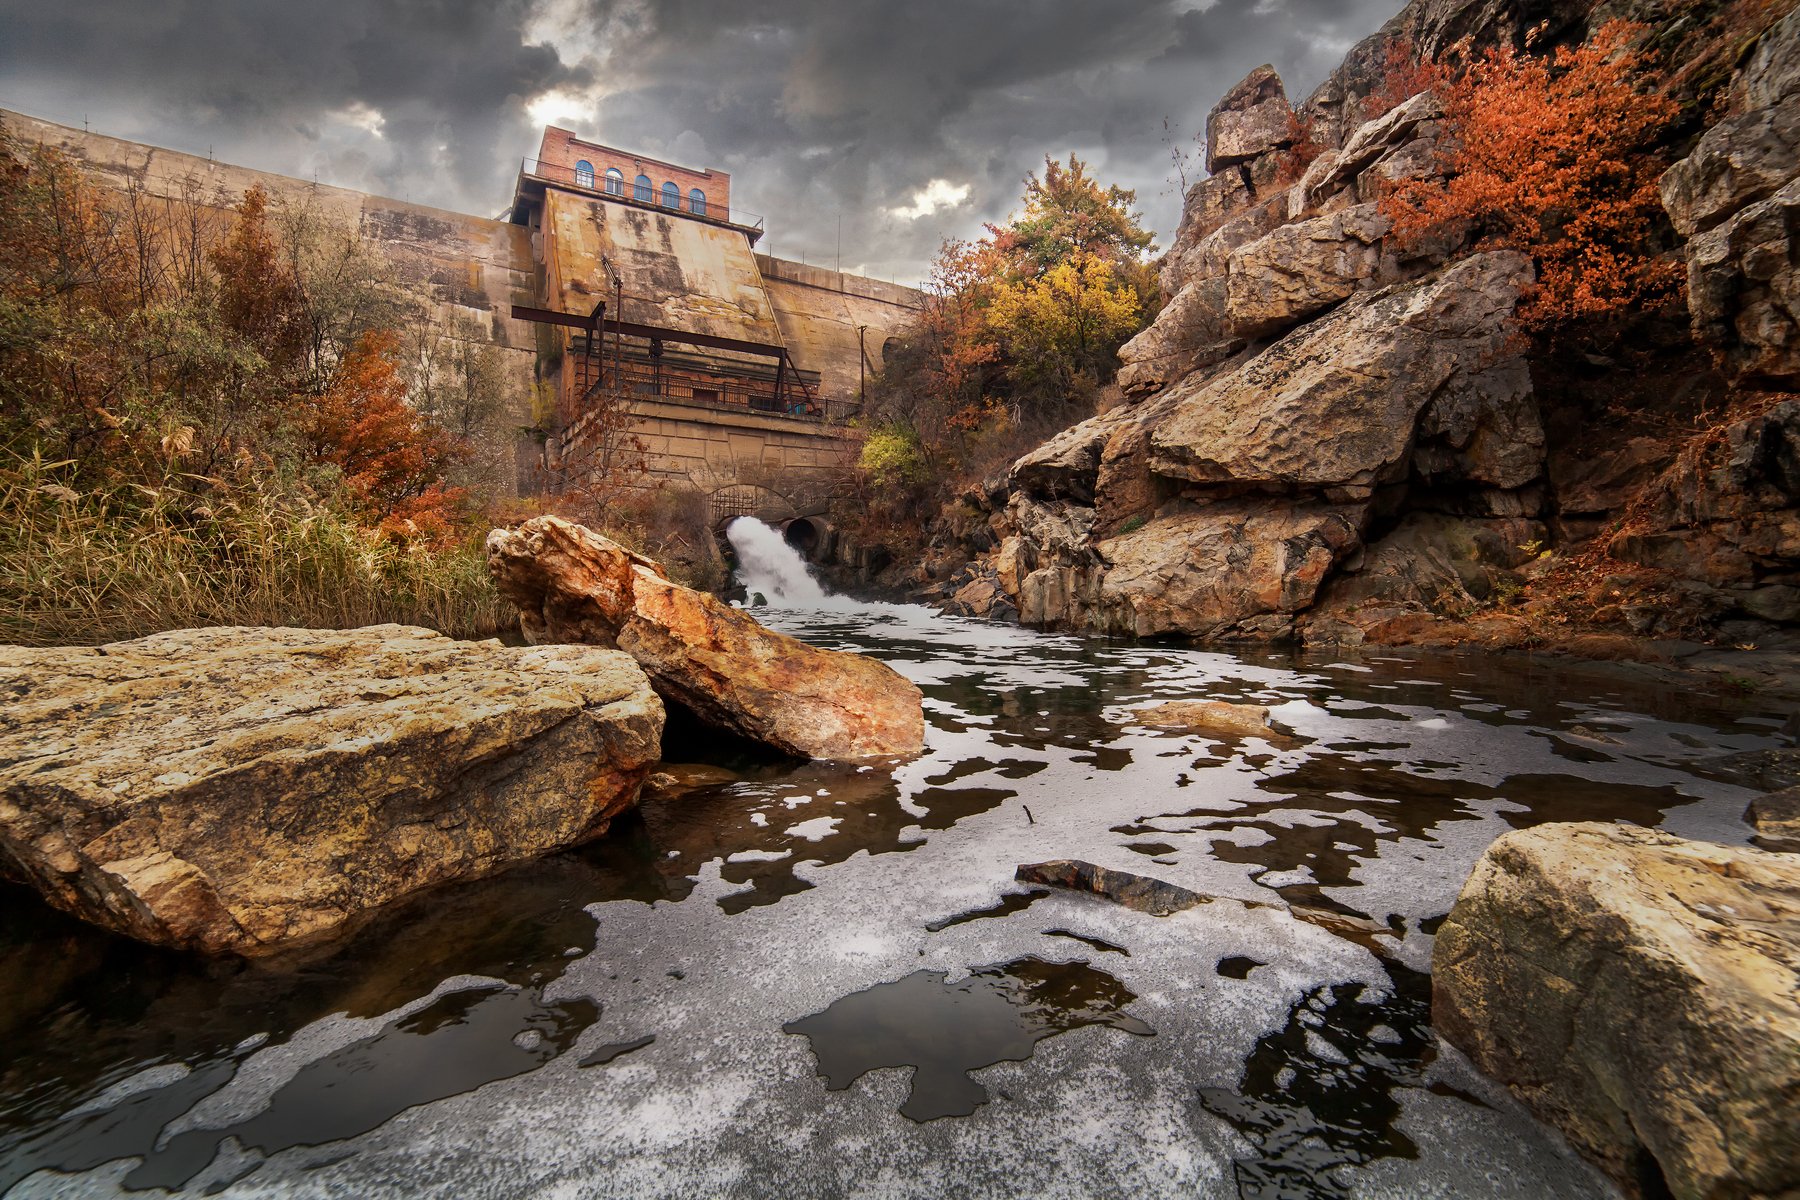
1433,822,1800,1200
0,625,664,955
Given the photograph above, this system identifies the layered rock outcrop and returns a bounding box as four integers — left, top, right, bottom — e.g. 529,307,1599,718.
934,0,1800,646
0,626,663,955
1434,823,1800,1200
1000,243,1538,639
1662,8,1800,387
488,516,925,760
1609,400,1800,621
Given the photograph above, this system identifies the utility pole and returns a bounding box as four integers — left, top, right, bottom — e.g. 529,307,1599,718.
857,325,868,404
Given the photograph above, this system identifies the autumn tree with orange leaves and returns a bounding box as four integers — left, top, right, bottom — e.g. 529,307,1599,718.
863,158,1152,494
308,330,469,540
1382,21,1683,330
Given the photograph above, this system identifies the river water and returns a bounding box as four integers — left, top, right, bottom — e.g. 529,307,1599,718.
0,540,1783,1198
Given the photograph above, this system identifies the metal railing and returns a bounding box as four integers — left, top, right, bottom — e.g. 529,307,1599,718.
520,159,764,231
569,351,858,425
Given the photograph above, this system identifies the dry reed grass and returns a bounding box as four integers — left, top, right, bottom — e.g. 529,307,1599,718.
0,455,513,647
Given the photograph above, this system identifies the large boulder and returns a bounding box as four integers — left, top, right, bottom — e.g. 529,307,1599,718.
1093,502,1365,639
0,626,663,955
1009,415,1112,504
1205,65,1294,173
1746,787,1800,852
487,517,925,760
1160,166,1282,296
1434,822,1800,1200
1161,194,1288,301
1149,252,1535,494
1116,277,1243,398
1223,203,1393,339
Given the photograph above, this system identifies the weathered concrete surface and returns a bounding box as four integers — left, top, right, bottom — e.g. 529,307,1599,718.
0,108,540,379
0,626,663,956
487,516,925,760
1434,822,1800,1200
544,187,785,347
616,397,860,488
756,255,921,408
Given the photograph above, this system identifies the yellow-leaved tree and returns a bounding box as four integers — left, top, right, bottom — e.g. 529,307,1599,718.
988,255,1143,404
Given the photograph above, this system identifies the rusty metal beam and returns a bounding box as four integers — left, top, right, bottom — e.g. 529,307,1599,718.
510,304,789,360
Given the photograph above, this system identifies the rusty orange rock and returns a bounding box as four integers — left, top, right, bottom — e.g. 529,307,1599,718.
487,516,925,761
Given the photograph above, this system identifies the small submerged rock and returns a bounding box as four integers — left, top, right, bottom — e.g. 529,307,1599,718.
1015,859,1211,916
0,625,663,955
487,516,925,761
1128,698,1282,740
1746,787,1800,852
640,763,742,806
1433,822,1800,1200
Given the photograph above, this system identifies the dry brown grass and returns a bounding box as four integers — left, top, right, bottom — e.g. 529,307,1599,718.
0,455,513,647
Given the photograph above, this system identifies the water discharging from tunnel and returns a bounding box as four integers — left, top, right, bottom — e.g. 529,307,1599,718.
726,516,830,606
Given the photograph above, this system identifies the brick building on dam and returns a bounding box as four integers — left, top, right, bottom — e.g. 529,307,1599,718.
0,108,923,521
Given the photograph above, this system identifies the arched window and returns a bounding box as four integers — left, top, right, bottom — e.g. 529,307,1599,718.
661,181,680,208
688,188,707,216
574,159,595,188
634,174,652,202
604,167,624,196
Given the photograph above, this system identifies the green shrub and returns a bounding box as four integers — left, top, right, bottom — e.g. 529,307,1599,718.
858,426,928,487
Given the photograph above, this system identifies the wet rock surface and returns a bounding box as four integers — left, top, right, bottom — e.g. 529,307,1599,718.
487,516,925,760
1127,699,1280,740
1745,786,1800,851
1433,822,1800,1200
0,625,663,957
1015,860,1213,916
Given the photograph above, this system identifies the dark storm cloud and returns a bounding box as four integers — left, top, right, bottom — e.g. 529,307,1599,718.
0,0,1399,276
0,0,584,216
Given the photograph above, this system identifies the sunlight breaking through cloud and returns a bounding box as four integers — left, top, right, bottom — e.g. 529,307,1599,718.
889,179,972,221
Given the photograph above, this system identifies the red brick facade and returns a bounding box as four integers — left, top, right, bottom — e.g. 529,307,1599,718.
535,127,730,218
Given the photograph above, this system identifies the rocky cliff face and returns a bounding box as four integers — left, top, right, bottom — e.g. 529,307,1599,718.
936,0,1800,649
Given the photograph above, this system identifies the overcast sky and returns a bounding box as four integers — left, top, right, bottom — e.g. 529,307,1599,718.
0,0,1398,283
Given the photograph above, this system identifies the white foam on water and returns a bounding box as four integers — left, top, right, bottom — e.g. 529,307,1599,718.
725,517,832,607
